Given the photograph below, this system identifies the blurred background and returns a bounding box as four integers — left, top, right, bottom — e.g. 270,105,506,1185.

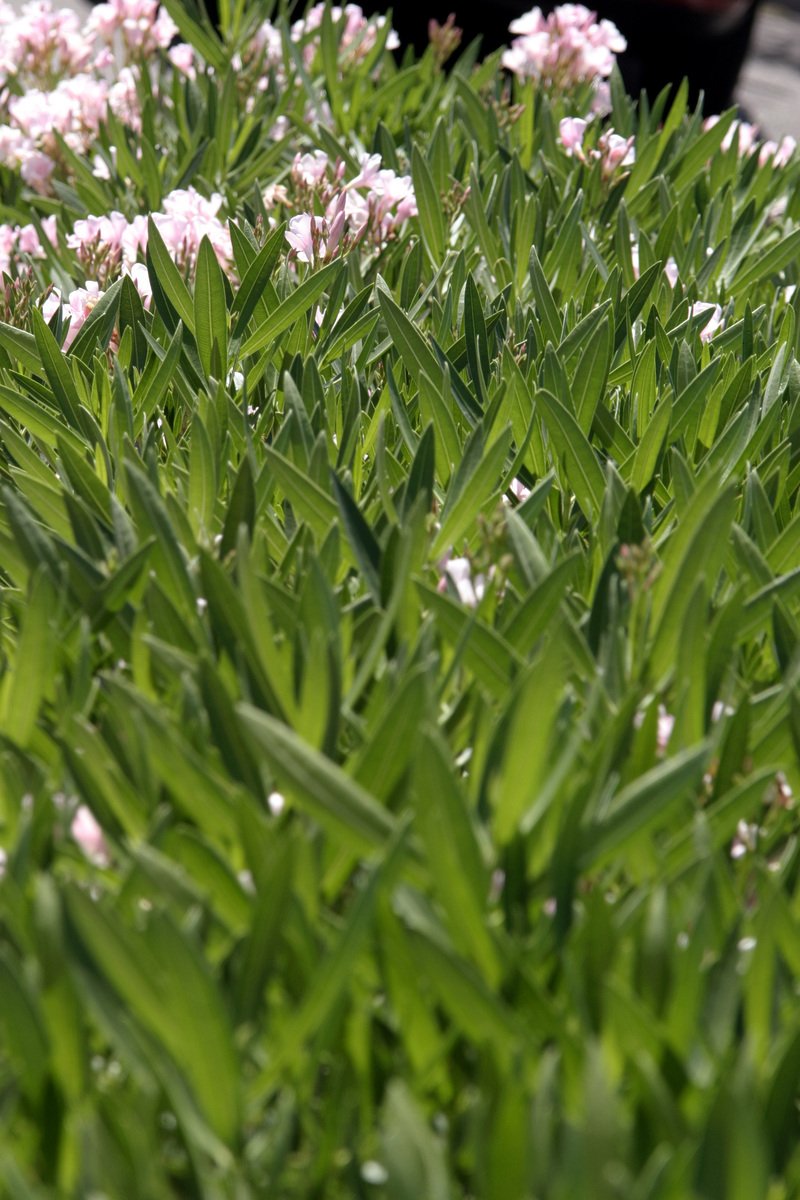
390,0,800,138
736,0,800,138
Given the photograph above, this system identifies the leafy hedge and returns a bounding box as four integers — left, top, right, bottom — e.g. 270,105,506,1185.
1,3,800,1197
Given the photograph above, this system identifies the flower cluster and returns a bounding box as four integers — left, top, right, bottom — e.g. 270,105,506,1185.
238,3,397,110
0,68,140,192
86,0,179,60
0,0,93,88
0,214,57,277
558,116,634,177
31,186,235,346
67,186,232,278
283,150,417,263
502,4,625,91
0,0,191,194
292,3,399,64
704,116,797,168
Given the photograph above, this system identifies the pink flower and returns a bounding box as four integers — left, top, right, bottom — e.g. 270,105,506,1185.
63,281,104,349
343,155,417,242
325,190,347,256
292,149,331,187
40,286,63,324
71,804,111,865
593,129,635,177
503,477,531,505
690,301,724,343
286,212,317,263
656,706,674,755
558,116,588,157
67,211,129,260
291,3,398,64
168,42,196,80
503,3,625,90
759,135,796,168
439,555,487,608
348,152,384,190
704,115,759,157
87,0,178,57
19,149,54,192
122,260,152,307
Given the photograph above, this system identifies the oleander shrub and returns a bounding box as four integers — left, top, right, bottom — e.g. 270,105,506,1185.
1,2,800,1196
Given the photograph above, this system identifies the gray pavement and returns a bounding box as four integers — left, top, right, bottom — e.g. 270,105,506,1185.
737,3,800,139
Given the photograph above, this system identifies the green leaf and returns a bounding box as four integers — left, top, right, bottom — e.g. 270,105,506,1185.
581,744,709,868
0,567,57,747
536,388,605,520
67,277,123,364
237,703,401,855
264,446,339,541
65,887,240,1144
629,393,672,493
412,144,446,263
31,307,83,431
194,235,228,377
413,730,499,982
572,313,611,435
377,277,444,388
239,258,343,356
118,274,149,373
146,215,196,334
230,220,286,338
159,0,226,71
432,424,512,556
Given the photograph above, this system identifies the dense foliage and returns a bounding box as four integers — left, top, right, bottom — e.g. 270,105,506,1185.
1,2,800,1196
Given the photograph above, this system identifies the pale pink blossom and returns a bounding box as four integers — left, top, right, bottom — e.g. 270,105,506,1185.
348,152,384,190
656,706,674,755
71,804,111,865
704,115,759,157
87,0,178,58
291,3,399,64
758,135,796,168
40,287,63,323
0,214,56,273
343,156,417,241
0,225,15,276
63,281,104,349
503,4,625,90
39,281,105,348
731,819,758,860
439,556,487,608
559,116,588,158
292,149,331,187
115,188,232,273
67,211,129,260
702,115,793,167
122,260,152,307
690,301,724,343
0,1,92,89
503,477,531,506
19,149,54,192
167,41,196,79
286,213,318,263
91,151,112,180
593,130,635,177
